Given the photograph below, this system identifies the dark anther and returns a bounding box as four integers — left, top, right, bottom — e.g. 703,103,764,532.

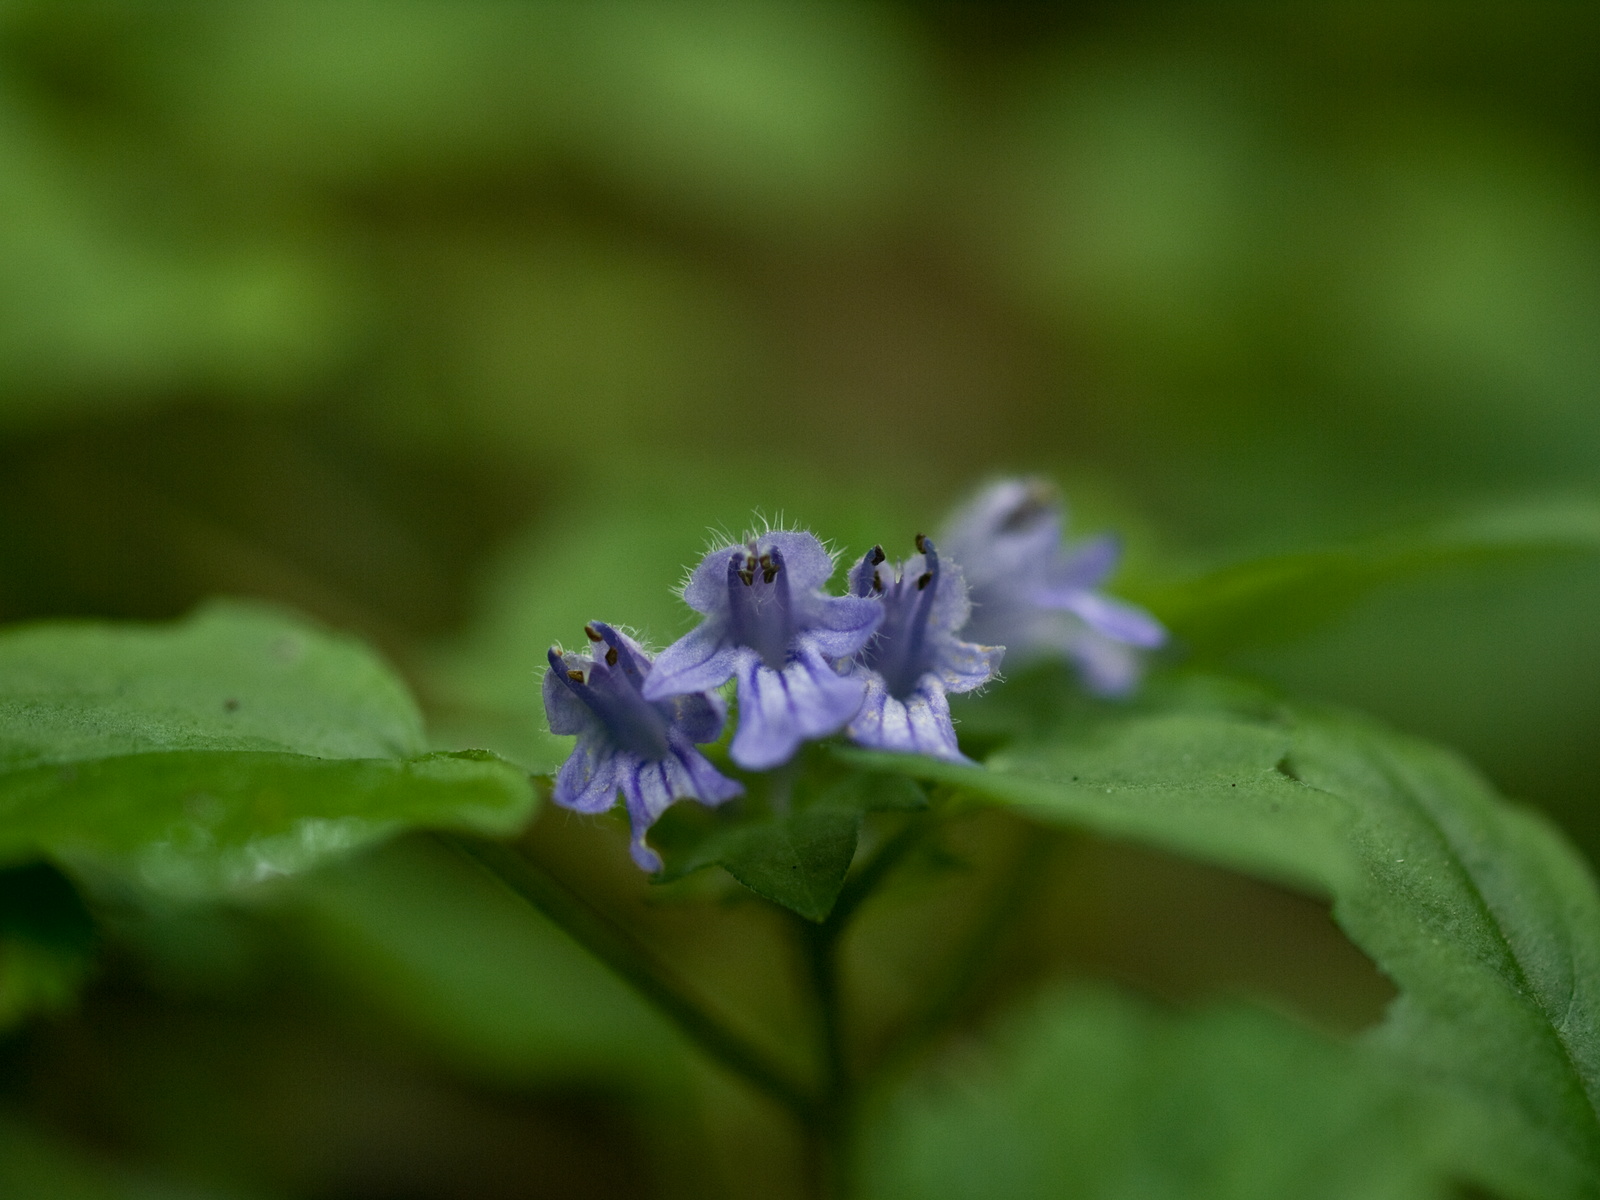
868,544,886,565
762,563,778,583
605,646,619,666
916,571,933,590
871,574,884,593
738,566,755,586
584,624,602,642
914,532,929,553
566,669,585,683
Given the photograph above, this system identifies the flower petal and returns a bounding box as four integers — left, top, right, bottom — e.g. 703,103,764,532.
541,651,596,735
680,545,744,615
941,478,1062,588
671,735,745,807
1037,534,1121,596
848,673,966,761
936,637,1005,694
641,622,741,700
553,739,626,813
619,742,742,871
1071,632,1143,696
1060,591,1166,648
730,650,865,770
758,530,836,592
667,688,727,745
803,593,883,659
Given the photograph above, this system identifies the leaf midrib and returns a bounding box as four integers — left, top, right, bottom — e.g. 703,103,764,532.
1360,740,1600,1148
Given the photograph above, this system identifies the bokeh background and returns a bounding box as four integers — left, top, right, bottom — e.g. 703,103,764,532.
2,3,1600,1197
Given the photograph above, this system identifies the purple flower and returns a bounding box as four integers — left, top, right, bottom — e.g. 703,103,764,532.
845,535,1004,761
940,478,1165,696
642,530,882,770
544,621,742,871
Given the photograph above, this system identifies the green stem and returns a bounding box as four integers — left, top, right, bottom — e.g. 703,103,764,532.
439,833,819,1122
875,825,1059,1078
823,813,929,936
803,917,852,1199
800,809,936,1196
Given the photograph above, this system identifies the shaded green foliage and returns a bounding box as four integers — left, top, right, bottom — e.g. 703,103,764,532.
1141,498,1600,656
868,675,1600,1199
863,987,1465,1200
655,757,926,921
0,862,95,1030
0,602,535,895
0,1113,235,1200
0,3,1599,1198
292,835,688,1089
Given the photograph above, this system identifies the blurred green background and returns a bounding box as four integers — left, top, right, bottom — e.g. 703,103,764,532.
3,2,1600,1196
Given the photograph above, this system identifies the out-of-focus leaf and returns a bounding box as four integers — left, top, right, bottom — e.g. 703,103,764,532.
862,986,1465,1200
859,675,1600,1200
1139,498,1600,654
64,0,925,231
0,602,534,896
559,0,928,230
0,96,354,423
292,834,688,1090
0,1113,238,1200
368,230,764,465
0,861,95,1031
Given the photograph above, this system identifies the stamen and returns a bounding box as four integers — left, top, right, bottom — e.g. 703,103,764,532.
605,646,619,666
567,669,585,683
869,545,886,565
914,533,928,554
584,624,602,642
917,572,933,590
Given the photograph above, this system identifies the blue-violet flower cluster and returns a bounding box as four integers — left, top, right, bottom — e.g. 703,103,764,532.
543,621,741,871
543,483,1164,870
940,478,1165,695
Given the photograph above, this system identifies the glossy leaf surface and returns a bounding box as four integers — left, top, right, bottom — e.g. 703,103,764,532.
0,603,535,895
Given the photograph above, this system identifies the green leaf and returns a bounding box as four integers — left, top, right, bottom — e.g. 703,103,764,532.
654,759,926,921
859,675,1600,1200
862,986,1468,1200
0,602,535,896
670,805,862,923
1138,498,1600,655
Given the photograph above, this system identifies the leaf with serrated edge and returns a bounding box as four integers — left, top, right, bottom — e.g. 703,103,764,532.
851,676,1600,1200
